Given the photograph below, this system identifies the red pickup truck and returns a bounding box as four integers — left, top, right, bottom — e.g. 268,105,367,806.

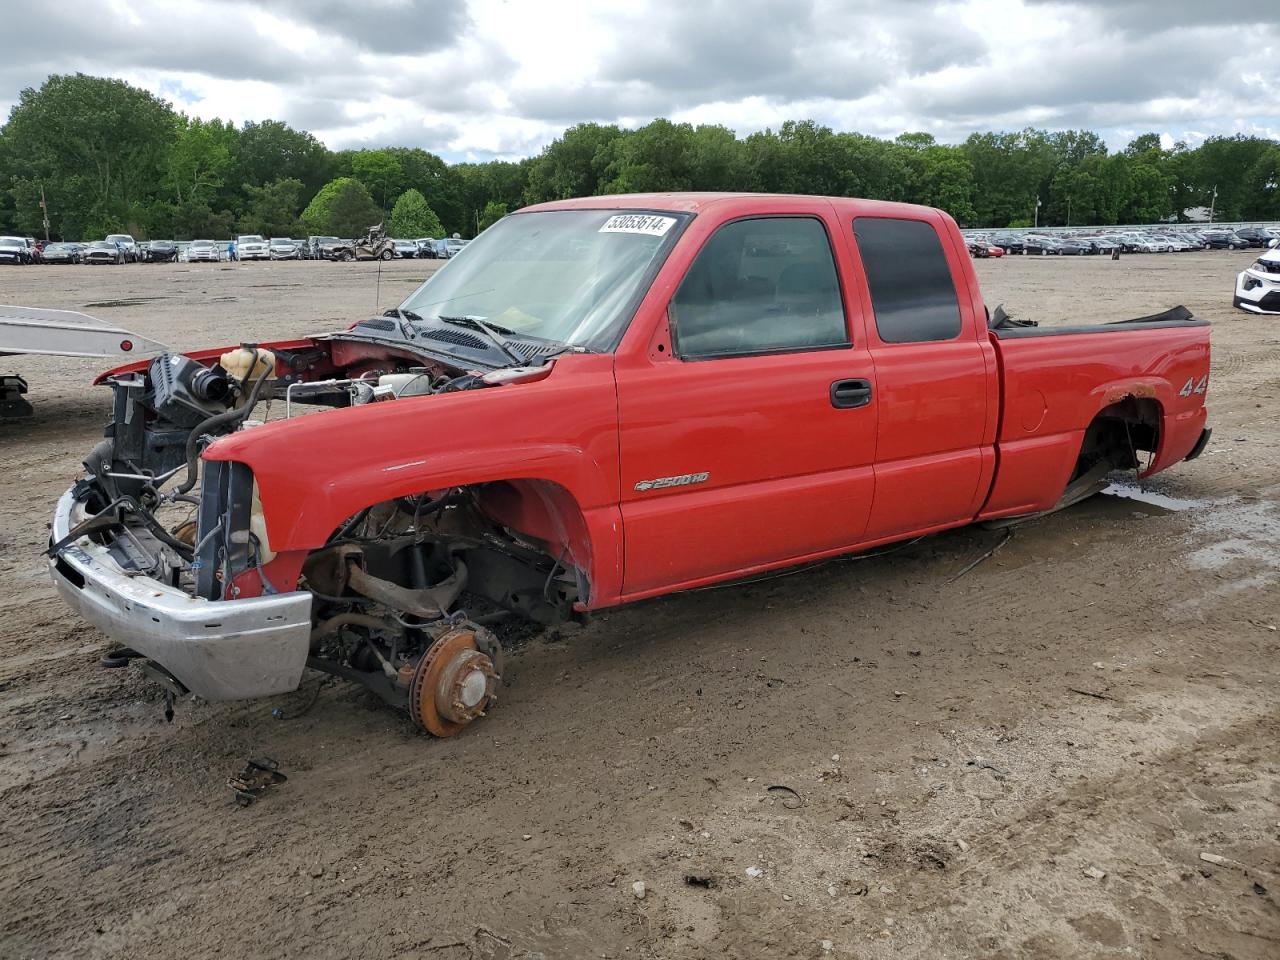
49,193,1211,735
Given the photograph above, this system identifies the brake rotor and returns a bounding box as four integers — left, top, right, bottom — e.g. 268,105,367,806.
409,626,500,737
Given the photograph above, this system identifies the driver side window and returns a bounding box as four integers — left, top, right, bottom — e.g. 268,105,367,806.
670,217,849,360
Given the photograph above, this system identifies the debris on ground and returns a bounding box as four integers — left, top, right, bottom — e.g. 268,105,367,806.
745,866,763,878
767,784,804,808
227,757,287,806
1082,866,1107,880
1067,686,1118,702
631,881,646,899
683,873,716,889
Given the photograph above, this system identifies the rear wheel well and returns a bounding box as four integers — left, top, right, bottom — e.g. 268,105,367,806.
1073,397,1161,480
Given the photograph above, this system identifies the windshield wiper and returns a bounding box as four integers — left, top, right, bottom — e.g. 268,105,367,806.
437,314,524,366
533,342,590,365
384,307,426,323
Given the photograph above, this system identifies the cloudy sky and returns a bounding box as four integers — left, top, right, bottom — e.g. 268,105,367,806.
3,0,1278,160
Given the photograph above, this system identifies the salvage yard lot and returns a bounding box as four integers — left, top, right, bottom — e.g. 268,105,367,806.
1,253,1277,959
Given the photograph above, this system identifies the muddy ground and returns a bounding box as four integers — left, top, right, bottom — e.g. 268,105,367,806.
1,251,1277,959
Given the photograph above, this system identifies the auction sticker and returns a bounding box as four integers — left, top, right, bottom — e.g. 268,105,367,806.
599,214,676,236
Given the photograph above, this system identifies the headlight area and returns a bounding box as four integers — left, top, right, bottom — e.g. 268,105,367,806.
60,348,279,595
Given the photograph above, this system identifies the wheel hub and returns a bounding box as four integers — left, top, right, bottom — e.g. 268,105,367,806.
409,627,500,736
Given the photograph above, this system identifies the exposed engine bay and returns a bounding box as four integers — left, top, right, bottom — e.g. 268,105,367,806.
55,319,582,734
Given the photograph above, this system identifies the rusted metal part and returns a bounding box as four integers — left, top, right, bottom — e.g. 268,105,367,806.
301,543,363,596
301,542,466,617
172,519,197,547
345,558,465,618
409,627,499,737
311,612,399,642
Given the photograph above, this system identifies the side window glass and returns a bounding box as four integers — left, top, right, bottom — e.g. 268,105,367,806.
853,217,962,343
671,217,848,359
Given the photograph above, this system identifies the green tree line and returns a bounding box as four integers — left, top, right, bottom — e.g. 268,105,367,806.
2,73,1277,241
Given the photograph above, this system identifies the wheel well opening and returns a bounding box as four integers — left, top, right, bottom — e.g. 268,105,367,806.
1074,396,1161,479
308,479,591,629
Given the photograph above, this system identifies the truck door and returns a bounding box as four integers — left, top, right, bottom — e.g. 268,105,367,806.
615,212,879,598
849,216,993,540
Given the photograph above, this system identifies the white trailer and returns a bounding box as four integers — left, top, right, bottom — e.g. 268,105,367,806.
0,304,167,418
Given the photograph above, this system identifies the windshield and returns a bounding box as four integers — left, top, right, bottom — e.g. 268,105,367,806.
399,209,686,349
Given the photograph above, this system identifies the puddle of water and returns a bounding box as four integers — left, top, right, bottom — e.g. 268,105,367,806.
1187,498,1280,573
1100,481,1203,513
1170,497,1280,617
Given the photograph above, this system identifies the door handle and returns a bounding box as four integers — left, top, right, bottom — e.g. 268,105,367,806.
830,378,873,409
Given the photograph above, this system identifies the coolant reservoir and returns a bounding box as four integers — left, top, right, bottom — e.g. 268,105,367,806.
221,344,276,403
249,483,276,564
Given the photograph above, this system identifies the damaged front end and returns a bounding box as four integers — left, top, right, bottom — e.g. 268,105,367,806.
49,329,583,736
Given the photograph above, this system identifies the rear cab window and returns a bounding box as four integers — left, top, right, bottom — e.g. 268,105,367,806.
853,217,962,344
670,217,849,359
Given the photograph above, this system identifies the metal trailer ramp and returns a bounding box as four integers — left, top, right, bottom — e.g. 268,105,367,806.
0,304,167,419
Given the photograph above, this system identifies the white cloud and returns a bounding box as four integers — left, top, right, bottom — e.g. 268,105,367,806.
2,0,1277,158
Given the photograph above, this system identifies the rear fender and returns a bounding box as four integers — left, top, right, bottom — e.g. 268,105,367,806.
1085,376,1204,477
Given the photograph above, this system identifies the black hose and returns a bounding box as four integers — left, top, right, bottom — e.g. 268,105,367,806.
249,533,279,595
175,350,273,495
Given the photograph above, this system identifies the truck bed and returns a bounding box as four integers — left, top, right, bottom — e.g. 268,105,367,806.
980,305,1211,520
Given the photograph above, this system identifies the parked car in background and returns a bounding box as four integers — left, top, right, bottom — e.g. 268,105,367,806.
1235,246,1280,314
236,235,270,261
146,240,178,263
393,238,418,259
318,237,355,261
966,238,1003,258
1234,227,1274,248
0,236,33,264
269,238,302,260
104,234,139,263
415,237,437,258
1055,238,1089,255
433,237,470,259
83,240,126,265
990,234,1024,255
1202,230,1249,250
187,239,220,263
39,242,84,264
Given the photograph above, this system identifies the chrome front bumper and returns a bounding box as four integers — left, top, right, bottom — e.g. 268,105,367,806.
48,489,313,700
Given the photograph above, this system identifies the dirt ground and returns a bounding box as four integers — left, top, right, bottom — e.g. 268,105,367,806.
1,251,1277,960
